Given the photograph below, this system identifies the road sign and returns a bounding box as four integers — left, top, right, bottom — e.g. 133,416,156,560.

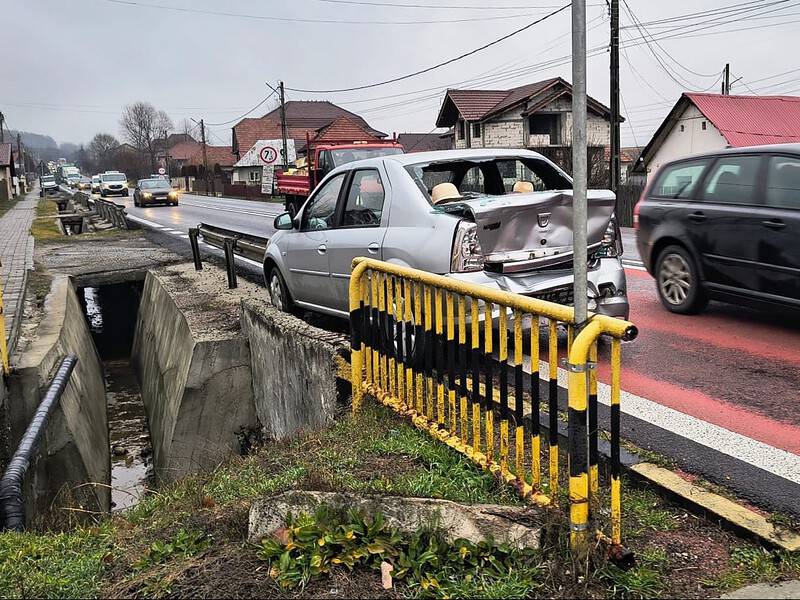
158,167,166,175
261,165,275,195
259,146,278,164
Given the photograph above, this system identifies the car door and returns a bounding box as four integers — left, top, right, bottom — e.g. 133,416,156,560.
757,154,800,302
694,154,765,293
285,173,346,308
325,168,390,314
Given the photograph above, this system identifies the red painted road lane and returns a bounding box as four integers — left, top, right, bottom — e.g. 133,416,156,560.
598,267,800,455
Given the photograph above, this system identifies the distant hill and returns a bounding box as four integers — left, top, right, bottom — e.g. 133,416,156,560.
7,130,58,150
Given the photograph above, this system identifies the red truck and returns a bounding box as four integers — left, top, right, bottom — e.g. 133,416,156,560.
276,140,404,216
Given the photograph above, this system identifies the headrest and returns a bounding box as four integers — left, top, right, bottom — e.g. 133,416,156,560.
512,180,534,193
431,182,462,204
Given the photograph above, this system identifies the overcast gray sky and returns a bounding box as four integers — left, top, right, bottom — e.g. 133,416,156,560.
3,0,799,148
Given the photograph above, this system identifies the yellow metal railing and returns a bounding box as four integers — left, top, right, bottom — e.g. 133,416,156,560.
0,275,9,376
348,258,637,554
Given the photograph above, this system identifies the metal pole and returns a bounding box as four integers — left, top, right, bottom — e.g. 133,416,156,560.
609,0,621,194
188,227,203,271
724,63,730,95
570,0,591,559
200,118,209,195
223,237,238,289
279,81,290,170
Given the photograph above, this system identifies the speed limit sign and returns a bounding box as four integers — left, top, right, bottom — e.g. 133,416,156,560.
259,146,279,164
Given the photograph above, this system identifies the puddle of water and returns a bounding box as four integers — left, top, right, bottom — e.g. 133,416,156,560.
81,282,152,512
105,359,151,511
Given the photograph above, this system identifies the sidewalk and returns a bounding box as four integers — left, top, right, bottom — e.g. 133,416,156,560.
1,189,38,356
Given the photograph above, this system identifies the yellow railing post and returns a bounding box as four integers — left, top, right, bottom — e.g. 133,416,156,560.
349,261,369,413
567,319,603,557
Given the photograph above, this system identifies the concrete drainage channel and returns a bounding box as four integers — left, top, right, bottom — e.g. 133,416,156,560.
79,281,151,511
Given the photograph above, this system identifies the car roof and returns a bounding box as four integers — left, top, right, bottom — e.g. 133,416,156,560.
666,143,800,164
329,148,552,173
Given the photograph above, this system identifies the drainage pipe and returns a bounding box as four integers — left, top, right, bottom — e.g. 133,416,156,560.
0,354,78,531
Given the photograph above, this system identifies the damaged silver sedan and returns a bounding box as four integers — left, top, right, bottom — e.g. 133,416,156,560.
264,149,629,320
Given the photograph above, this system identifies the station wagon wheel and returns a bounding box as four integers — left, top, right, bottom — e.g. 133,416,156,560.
268,267,294,313
655,245,707,315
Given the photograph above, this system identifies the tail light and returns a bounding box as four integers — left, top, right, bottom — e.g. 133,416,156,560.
451,221,485,272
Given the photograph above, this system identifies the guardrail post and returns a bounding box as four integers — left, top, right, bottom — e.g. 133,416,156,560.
349,261,368,413
567,319,602,558
223,237,238,289
188,228,203,271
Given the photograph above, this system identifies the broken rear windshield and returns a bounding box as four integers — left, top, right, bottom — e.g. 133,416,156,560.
405,157,572,203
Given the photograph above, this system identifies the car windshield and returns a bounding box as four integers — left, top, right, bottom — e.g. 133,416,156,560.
404,156,573,204
103,174,126,182
330,147,403,167
42,176,55,182
140,180,170,190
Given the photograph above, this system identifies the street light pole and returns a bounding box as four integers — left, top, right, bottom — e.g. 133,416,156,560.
572,0,588,329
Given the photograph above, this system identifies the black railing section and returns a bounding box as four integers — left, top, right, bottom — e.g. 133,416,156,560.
0,354,78,531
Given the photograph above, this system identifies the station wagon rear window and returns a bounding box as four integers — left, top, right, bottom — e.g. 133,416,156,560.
651,159,709,199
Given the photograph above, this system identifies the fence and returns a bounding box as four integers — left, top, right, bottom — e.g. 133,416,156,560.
616,182,644,227
348,258,637,555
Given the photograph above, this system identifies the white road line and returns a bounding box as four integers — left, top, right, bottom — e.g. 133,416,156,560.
126,214,169,229
523,357,800,485
179,234,190,239
622,263,647,272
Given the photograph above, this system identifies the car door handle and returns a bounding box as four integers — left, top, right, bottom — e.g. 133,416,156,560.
762,219,786,230
688,211,706,222
317,244,327,255
367,242,380,254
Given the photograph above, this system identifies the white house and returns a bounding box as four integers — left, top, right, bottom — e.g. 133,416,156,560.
636,93,800,178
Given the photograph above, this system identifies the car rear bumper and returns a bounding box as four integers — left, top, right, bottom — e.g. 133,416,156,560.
446,256,630,321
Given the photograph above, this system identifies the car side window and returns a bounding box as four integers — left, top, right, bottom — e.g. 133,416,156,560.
651,160,709,199
301,174,345,231
702,155,761,205
766,156,800,210
341,170,385,228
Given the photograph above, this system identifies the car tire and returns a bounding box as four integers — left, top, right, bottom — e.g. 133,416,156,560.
655,244,707,314
267,266,294,313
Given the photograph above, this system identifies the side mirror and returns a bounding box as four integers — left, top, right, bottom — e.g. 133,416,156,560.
274,212,295,230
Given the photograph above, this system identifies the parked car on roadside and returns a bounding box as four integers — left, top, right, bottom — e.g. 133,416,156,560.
264,149,628,320
133,178,179,207
99,171,129,197
91,175,101,193
636,144,800,314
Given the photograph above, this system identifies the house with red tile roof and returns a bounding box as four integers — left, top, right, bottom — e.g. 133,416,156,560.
638,93,800,176
231,100,386,159
436,77,613,181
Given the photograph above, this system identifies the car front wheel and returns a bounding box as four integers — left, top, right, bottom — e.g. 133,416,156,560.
268,266,293,313
655,244,707,314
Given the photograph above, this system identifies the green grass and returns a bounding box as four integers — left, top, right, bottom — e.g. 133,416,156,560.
0,197,17,219
0,527,111,599
707,546,800,592
30,198,62,241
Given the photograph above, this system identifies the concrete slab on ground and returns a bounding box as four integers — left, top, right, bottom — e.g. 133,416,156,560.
722,580,800,599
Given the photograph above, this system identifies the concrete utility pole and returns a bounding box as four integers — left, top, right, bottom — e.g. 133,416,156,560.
17,133,22,176
279,81,290,170
609,0,621,195
0,112,5,143
572,0,588,328
723,63,730,95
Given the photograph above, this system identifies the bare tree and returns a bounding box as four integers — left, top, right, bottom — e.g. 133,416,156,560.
120,102,173,171
88,133,120,172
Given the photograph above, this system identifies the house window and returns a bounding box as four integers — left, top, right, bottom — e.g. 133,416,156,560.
701,120,707,130
472,123,481,138
249,170,261,182
458,120,466,140
528,113,561,144
680,124,685,132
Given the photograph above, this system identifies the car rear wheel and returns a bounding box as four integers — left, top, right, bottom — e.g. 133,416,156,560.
655,245,707,314
268,266,293,313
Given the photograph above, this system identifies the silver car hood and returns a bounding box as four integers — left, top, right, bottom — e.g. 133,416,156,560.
443,189,615,257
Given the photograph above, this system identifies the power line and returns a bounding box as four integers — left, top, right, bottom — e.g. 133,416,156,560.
204,90,277,126
102,0,549,25
309,0,581,9
286,4,570,93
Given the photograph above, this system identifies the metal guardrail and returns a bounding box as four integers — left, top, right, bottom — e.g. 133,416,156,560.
348,257,637,556
197,223,268,263
0,354,78,530
94,198,129,230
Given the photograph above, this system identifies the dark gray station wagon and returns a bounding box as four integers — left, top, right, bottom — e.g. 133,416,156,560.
636,144,800,314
